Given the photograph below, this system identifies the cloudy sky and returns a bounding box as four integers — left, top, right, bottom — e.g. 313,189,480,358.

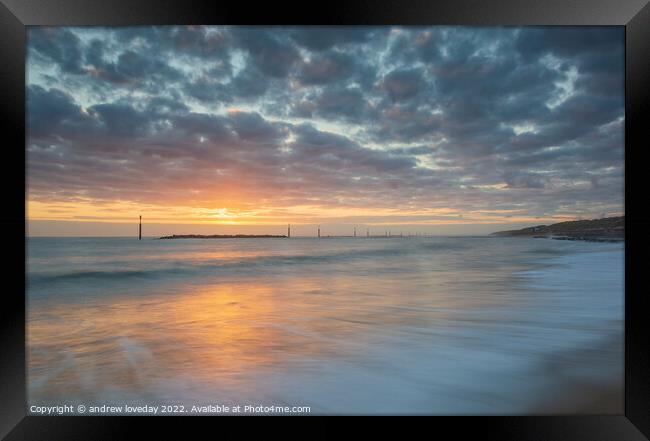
26,26,624,236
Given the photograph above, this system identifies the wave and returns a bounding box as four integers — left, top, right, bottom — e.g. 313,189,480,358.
28,268,186,285
417,241,468,252
522,247,568,256
27,244,419,287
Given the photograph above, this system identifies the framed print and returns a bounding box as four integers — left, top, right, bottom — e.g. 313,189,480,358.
1,0,649,439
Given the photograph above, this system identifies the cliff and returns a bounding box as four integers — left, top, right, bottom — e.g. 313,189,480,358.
490,216,624,242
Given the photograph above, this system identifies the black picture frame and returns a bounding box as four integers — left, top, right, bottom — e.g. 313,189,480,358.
1,0,648,439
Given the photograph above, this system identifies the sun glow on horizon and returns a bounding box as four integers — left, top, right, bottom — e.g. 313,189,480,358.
27,198,584,230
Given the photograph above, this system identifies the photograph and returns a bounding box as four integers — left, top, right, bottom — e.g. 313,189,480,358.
25,25,625,416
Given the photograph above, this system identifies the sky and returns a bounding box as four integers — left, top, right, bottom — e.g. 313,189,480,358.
26,26,624,236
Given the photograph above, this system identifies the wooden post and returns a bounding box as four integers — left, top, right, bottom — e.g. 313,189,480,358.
288,224,291,238
139,215,142,240
318,225,320,238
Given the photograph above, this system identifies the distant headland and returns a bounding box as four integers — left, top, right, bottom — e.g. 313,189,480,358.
160,234,287,239
490,216,624,242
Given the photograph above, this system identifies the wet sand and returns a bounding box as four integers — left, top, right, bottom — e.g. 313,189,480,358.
530,334,623,414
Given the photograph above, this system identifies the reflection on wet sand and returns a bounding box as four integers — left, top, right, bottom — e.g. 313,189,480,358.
31,280,311,403
27,237,623,413
29,268,507,405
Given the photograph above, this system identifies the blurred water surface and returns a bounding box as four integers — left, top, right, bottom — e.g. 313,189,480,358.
27,236,623,414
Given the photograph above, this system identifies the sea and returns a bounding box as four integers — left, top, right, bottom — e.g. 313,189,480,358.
26,236,624,415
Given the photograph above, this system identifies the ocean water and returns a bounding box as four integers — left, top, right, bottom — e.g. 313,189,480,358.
26,236,624,415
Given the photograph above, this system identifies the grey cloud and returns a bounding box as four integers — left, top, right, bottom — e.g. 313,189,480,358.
230,65,271,98
184,78,231,104
515,27,623,61
89,102,153,138
313,86,369,120
229,111,284,143
288,27,375,51
27,85,85,138
167,26,231,57
234,28,300,79
290,124,417,174
503,172,549,189
26,26,624,220
389,146,433,156
29,27,85,74
296,50,360,85
113,26,231,59
380,68,426,102
185,64,270,105
85,40,182,89
170,113,233,142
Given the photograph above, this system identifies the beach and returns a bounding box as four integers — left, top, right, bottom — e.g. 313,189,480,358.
27,236,623,414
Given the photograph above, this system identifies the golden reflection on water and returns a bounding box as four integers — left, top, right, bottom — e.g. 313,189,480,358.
30,282,282,401
28,266,522,404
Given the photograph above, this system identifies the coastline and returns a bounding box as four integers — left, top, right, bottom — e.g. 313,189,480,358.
490,216,624,243
532,235,623,243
